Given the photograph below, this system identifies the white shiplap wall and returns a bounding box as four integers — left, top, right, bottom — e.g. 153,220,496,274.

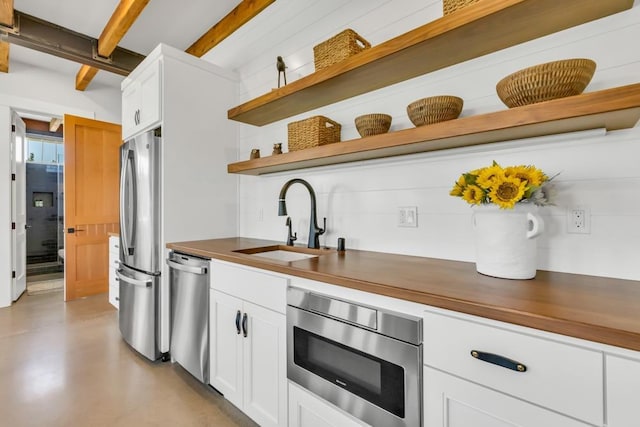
205,0,640,281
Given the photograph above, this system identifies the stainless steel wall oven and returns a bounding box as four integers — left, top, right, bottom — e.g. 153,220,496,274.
287,287,423,427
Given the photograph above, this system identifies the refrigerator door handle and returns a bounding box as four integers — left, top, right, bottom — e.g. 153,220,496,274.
116,269,152,288
120,148,131,257
166,259,208,275
120,149,138,257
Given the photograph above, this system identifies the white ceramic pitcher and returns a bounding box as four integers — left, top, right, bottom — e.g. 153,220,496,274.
472,204,544,279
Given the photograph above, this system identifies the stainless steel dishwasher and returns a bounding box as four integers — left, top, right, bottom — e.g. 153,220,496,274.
166,251,210,383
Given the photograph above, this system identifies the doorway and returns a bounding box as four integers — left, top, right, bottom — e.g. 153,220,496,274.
23,124,65,295
19,117,65,295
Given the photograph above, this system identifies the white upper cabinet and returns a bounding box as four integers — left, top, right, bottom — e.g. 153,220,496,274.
121,58,162,140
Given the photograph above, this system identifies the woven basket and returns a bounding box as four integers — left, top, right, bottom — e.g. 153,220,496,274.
288,116,341,151
496,58,596,108
355,113,392,137
443,0,482,15
313,29,371,71
407,96,464,127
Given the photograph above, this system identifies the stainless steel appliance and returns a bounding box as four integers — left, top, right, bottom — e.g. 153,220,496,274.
117,127,165,361
167,251,210,383
287,287,423,427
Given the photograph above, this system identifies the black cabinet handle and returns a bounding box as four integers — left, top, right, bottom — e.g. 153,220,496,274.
242,313,248,338
470,350,527,372
235,310,242,335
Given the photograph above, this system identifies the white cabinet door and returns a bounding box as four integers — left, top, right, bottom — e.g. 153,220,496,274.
209,290,243,409
288,383,369,427
606,354,640,427
243,300,287,427
121,81,140,139
121,59,162,140
108,235,119,309
137,61,162,131
210,288,287,427
424,367,591,427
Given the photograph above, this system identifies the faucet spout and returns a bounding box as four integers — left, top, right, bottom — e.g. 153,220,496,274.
278,178,326,249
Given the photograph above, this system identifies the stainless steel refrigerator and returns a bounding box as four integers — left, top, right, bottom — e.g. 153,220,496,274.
117,127,165,361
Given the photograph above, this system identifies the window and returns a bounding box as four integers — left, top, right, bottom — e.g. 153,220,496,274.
26,136,63,164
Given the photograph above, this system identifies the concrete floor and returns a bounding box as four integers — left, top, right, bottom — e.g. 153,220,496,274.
0,291,258,427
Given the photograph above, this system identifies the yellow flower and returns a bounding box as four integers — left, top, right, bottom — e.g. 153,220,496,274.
505,165,547,187
449,175,466,196
462,185,485,205
488,176,526,209
476,165,504,189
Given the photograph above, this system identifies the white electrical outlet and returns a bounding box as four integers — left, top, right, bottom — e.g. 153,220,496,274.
567,207,590,234
398,206,418,228
257,208,264,222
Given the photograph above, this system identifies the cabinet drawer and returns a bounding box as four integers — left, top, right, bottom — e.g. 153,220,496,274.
109,252,119,270
109,235,119,253
109,283,119,309
211,261,287,314
109,267,119,288
423,310,603,425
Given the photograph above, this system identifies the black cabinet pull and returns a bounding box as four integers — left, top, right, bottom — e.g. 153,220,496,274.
235,310,242,334
470,350,527,372
242,313,248,338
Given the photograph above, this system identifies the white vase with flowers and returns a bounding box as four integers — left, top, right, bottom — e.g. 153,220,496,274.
450,161,556,279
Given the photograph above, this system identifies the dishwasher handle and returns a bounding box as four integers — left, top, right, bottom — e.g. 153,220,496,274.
116,270,152,288
166,259,208,275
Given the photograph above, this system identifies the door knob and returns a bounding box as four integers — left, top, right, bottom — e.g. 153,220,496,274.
67,227,85,233
25,224,32,229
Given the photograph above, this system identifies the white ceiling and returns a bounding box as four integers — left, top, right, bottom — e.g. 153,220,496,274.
9,0,241,87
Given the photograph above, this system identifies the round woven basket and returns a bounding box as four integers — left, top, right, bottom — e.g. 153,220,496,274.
496,58,596,108
407,96,463,127
355,113,392,137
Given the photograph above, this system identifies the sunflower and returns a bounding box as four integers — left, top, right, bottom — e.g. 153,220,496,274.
476,165,505,189
505,165,547,187
488,176,526,209
449,175,467,196
462,184,485,205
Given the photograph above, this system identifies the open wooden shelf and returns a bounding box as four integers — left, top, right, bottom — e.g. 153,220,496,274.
227,0,633,126
227,84,640,175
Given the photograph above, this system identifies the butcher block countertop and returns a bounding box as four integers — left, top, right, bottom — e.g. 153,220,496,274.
167,237,640,352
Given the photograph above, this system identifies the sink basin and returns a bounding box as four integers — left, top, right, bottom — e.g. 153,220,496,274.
250,250,318,262
233,245,333,262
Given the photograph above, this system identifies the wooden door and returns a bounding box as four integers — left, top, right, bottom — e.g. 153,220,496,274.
64,115,121,301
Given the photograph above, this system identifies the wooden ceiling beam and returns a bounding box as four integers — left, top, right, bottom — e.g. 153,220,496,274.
0,0,13,73
0,41,8,73
186,0,276,58
0,0,12,26
49,117,63,132
75,0,149,91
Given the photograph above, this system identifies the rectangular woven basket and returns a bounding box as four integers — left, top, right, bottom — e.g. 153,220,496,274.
288,116,341,151
313,29,371,71
443,0,482,15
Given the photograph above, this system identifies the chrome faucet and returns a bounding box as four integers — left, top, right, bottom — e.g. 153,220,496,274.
278,178,326,249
